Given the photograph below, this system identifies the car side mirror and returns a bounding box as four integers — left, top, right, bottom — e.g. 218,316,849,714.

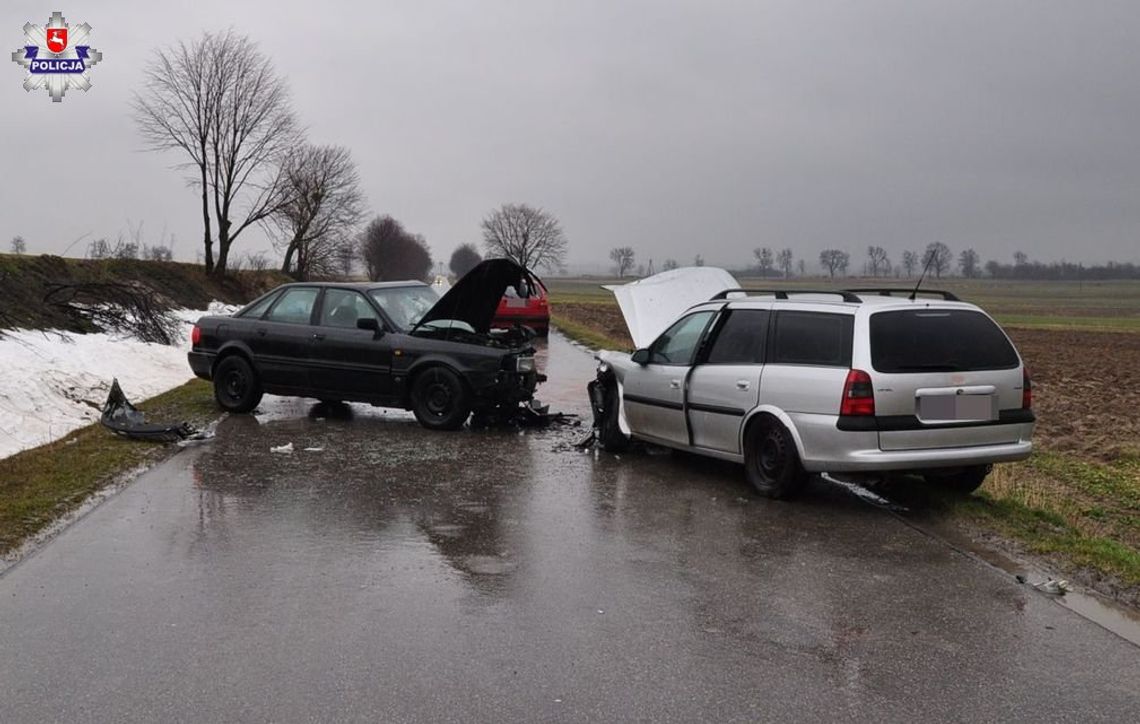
356,317,384,337
631,348,650,365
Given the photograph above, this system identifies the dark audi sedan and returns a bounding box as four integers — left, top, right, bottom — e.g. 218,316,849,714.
188,260,543,430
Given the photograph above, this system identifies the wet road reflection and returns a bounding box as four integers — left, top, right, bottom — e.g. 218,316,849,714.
0,332,1137,721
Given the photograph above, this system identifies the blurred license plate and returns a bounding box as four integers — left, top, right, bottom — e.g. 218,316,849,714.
918,394,997,421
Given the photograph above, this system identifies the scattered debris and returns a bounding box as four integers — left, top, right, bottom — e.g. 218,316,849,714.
100,378,197,442
270,442,294,454
302,446,324,452
1033,578,1072,596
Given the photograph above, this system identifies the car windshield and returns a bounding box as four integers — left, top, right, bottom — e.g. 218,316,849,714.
367,285,441,331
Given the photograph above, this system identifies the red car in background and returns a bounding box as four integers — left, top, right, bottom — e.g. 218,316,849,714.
492,279,550,337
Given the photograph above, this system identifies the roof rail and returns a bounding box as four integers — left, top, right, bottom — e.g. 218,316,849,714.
844,288,961,301
710,289,863,303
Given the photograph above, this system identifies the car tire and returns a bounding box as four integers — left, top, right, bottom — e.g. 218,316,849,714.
744,418,805,499
598,384,630,453
213,355,263,414
411,366,472,431
536,325,550,338
924,465,991,494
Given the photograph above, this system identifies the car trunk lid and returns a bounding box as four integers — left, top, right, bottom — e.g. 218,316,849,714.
867,308,1026,451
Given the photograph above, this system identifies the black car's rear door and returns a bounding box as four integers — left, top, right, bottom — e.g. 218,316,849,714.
308,289,394,401
250,287,321,389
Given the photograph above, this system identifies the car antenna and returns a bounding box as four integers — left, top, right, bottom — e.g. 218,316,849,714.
909,249,936,301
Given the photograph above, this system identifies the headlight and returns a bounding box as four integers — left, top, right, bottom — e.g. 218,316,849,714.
514,356,536,373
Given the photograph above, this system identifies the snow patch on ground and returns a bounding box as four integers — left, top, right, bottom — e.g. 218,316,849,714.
0,303,237,459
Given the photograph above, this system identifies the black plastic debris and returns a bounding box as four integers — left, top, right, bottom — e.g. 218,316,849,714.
100,378,197,442
470,399,578,429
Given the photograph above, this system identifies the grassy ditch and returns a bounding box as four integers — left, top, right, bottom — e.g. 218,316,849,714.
965,454,1140,586
0,380,218,555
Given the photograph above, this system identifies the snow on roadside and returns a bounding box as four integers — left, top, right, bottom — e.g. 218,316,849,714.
0,302,238,459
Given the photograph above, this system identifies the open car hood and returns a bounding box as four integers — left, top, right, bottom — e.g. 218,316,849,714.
603,266,739,349
416,258,542,334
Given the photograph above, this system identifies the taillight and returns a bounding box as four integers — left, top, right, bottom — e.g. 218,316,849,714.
840,369,875,416
1022,366,1032,409
191,325,202,346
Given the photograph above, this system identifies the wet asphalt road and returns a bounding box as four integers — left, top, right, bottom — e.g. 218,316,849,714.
2,333,1138,722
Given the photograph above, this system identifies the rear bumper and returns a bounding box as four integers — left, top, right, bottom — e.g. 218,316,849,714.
187,351,214,380
807,438,1034,473
792,412,1035,472
492,313,550,330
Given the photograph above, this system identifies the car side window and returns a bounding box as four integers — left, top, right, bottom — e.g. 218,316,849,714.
649,311,715,365
319,289,378,329
705,310,769,364
770,311,853,367
265,288,319,325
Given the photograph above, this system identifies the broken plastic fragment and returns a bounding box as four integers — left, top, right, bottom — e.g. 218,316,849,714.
100,378,197,442
270,442,294,454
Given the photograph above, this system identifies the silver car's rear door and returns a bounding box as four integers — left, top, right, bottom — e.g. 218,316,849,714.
687,307,770,453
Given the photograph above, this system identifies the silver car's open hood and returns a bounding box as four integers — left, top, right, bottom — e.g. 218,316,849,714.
603,267,739,349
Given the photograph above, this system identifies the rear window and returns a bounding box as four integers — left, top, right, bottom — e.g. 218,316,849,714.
770,312,853,367
870,310,1019,373
237,291,279,319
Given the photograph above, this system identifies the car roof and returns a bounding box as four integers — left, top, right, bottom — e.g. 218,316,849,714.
273,280,429,291
689,291,983,315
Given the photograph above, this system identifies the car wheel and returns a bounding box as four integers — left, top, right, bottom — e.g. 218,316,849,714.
411,366,472,431
923,465,991,494
213,355,263,414
597,384,630,453
744,418,805,499
536,325,550,338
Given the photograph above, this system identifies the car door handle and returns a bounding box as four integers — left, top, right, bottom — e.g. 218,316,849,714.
669,379,681,389
736,380,750,391
312,333,326,341
256,328,267,337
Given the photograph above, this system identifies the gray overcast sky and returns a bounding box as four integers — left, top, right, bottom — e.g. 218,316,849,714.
3,0,1139,270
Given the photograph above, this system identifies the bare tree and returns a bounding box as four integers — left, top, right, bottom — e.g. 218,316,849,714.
267,144,364,280
754,247,774,276
866,246,890,277
10,236,26,255
243,251,271,271
901,250,918,277
449,243,482,277
958,248,980,278
133,30,298,276
481,203,567,272
1013,250,1029,267
922,242,952,278
662,258,679,271
609,246,635,277
694,254,705,267
334,238,357,279
360,215,433,282
797,258,806,276
819,249,850,278
777,249,793,278
143,244,173,261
